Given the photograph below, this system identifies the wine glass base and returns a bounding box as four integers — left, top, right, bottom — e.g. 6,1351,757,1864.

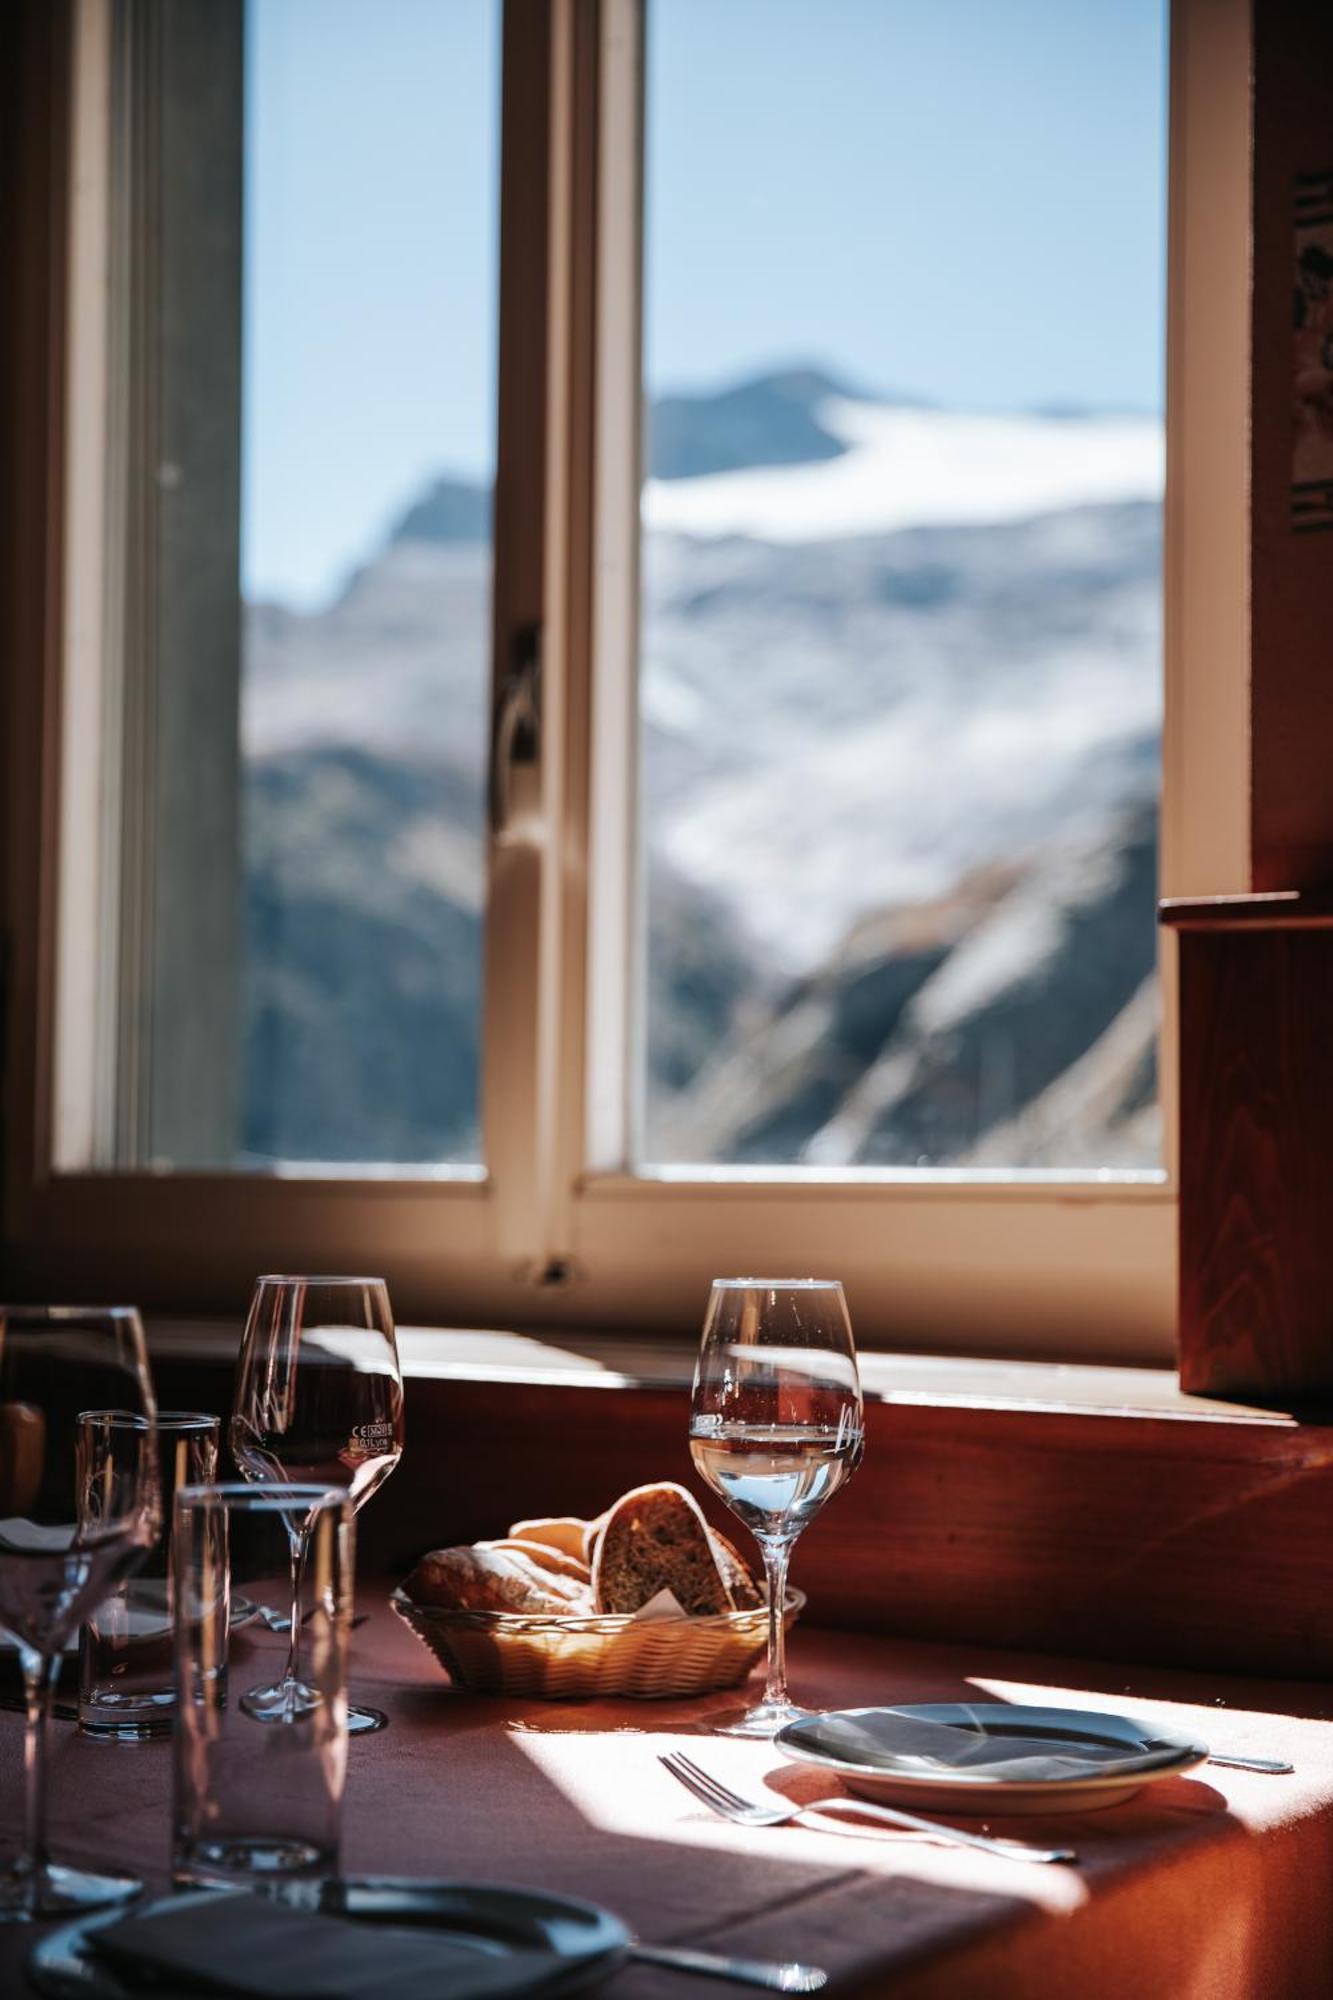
706,1698,813,1739
347,1704,389,1735
239,1678,320,1722
0,1862,142,1923
240,1684,387,1733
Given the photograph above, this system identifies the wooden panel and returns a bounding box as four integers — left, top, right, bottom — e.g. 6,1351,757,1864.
1251,0,1333,887
1173,923,1333,1399
150,1342,1333,1682
0,2,71,1238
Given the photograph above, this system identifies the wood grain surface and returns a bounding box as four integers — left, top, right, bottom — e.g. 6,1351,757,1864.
1172,922,1333,1400
152,1342,1333,1684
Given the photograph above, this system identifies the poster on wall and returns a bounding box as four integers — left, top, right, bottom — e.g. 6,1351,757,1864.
1293,170,1333,532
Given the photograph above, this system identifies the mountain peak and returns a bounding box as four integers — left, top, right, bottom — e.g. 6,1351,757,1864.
390,476,491,547
649,365,861,482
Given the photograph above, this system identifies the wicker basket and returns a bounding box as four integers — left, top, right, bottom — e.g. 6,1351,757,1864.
390,1586,804,1699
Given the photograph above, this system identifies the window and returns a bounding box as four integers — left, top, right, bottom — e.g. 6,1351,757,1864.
61,0,497,1171
638,0,1166,1172
4,0,1251,1357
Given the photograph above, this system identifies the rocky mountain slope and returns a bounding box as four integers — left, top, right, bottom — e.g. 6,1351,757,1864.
241,368,1163,1168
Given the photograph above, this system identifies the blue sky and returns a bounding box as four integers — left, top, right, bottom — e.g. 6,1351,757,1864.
243,0,1165,609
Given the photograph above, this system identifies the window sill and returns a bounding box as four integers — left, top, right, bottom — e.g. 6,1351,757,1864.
148,1319,1329,1683
149,1316,1280,1418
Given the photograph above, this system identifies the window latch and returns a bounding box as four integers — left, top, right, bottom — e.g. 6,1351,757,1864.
489,620,543,843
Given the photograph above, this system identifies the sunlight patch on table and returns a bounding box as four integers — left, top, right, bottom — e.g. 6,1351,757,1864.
504,1728,1080,1907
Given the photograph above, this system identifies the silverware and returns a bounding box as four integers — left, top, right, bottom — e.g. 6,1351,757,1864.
630,1943,826,1991
659,1751,1078,1865
1207,1753,1294,1774
251,1602,292,1632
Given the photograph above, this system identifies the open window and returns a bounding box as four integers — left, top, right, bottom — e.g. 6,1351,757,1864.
3,0,1251,1358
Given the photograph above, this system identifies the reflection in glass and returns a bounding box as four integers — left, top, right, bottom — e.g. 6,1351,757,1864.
231,1277,402,1734
0,1307,158,1920
690,1280,863,1737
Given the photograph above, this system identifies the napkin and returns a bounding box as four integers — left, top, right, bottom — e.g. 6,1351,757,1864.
821,1711,1142,1782
629,1588,687,1623
92,1890,559,2000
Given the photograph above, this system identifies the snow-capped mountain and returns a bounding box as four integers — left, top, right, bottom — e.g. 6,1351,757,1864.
242,367,1164,1168
644,395,1162,543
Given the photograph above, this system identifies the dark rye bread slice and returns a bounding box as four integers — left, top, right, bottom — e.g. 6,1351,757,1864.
592,1482,738,1616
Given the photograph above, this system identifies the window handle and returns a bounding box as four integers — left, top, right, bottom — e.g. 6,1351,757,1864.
489,621,543,842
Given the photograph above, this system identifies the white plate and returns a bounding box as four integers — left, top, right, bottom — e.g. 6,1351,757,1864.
776,1702,1209,1814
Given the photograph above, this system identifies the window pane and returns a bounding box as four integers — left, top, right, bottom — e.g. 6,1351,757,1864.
99,0,498,1168
639,0,1166,1169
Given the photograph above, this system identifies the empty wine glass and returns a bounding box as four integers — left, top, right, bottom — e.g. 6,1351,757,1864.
0,1306,158,1919
689,1279,863,1738
230,1276,402,1735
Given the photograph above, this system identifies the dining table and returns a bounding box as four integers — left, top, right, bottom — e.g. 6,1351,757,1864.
4,1596,1333,1998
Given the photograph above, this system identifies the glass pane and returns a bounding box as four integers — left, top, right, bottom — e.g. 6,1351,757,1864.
639,0,1166,1169
100,0,498,1168
240,0,497,1166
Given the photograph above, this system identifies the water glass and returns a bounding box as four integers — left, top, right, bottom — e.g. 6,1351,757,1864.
0,1305,158,1920
172,1484,353,1891
78,1411,219,1741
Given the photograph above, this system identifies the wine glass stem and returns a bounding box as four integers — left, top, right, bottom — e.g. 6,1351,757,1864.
758,1537,795,1709
19,1643,58,1915
283,1527,307,1691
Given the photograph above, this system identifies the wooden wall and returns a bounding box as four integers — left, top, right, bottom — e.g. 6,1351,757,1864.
1250,0,1333,889
152,1344,1333,1684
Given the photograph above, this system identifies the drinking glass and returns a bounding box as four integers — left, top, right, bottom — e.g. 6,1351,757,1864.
230,1276,402,1734
689,1279,863,1738
173,1483,352,1890
78,1411,219,1740
0,1306,158,1919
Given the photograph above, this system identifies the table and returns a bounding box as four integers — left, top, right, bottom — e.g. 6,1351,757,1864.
4,1601,1333,1997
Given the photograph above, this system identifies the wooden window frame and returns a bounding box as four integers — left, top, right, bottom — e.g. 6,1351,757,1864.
1,0,1249,1364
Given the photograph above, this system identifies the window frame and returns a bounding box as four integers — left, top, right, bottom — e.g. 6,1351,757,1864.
1,0,1249,1361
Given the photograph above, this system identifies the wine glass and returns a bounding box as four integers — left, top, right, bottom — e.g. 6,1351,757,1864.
230,1276,402,1735
0,1306,158,1920
689,1279,863,1738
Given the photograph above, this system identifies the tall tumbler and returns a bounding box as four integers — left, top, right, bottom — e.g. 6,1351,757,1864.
172,1484,352,1891
78,1411,219,1741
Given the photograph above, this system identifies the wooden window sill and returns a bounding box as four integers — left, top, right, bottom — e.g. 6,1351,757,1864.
147,1320,1332,1683
150,1318,1292,1417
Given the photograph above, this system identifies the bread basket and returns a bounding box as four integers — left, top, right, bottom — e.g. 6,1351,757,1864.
390,1586,805,1699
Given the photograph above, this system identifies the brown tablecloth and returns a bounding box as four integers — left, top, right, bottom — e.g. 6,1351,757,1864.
4,1601,1333,1997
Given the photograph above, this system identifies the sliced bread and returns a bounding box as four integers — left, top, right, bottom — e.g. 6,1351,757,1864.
481,1537,592,1584
591,1482,737,1616
506,1515,588,1561
711,1527,762,1608
404,1544,590,1615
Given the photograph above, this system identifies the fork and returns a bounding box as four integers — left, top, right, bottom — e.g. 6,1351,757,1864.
660,1752,1078,1864
629,1943,826,1991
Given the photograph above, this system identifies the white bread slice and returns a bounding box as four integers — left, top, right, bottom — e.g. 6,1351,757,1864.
405,1544,590,1614
506,1515,588,1561
582,1510,610,1568
481,1537,591,1584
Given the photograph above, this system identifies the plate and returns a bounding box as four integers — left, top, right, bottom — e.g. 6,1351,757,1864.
27,1880,629,1998
776,1702,1209,1814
